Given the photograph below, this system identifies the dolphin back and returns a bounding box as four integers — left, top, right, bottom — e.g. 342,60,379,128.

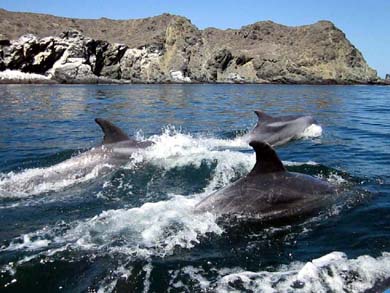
95,118,130,145
254,110,274,121
249,141,286,174
250,110,318,146
196,140,336,221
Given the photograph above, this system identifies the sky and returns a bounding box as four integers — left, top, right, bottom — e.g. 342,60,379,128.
1,0,389,77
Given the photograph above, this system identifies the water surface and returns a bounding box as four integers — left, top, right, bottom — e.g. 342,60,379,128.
0,84,389,292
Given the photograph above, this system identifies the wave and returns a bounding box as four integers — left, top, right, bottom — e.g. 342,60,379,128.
168,251,390,293
299,123,323,139
0,136,373,292
0,192,223,281
1,188,380,292
0,126,341,204
0,150,114,198
0,127,251,200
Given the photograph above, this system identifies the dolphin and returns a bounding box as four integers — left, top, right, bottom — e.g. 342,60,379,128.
195,141,336,221
63,118,154,168
94,118,153,159
56,118,155,167
0,119,153,197
247,110,319,146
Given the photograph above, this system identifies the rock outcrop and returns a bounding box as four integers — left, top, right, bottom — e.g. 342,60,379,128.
0,9,379,84
385,74,390,85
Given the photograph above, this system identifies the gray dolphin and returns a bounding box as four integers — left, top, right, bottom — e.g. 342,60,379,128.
247,110,319,146
196,141,336,221
94,118,153,160
0,119,154,196
73,118,155,168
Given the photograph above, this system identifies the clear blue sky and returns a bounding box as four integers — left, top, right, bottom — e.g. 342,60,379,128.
1,0,389,77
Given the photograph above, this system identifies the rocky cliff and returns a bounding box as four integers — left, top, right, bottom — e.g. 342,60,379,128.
0,8,379,84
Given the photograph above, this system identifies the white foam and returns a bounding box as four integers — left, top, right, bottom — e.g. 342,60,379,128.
3,278,17,288
0,127,328,201
2,192,223,290
0,69,50,81
97,264,131,293
316,172,347,185
2,194,222,258
3,234,51,251
284,160,319,166
143,262,153,292
125,127,254,192
299,124,323,139
0,150,113,198
137,127,324,192
172,252,390,293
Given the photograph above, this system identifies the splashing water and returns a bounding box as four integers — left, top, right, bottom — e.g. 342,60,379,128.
0,125,378,293
299,124,323,139
169,252,390,293
0,126,336,203
1,84,389,292
0,150,114,198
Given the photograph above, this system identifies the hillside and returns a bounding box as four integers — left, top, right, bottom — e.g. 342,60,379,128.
0,8,379,84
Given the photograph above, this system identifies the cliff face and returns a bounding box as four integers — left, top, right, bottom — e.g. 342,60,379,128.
0,9,378,84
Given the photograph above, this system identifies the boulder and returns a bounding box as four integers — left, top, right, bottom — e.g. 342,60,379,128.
120,46,165,82
99,43,127,79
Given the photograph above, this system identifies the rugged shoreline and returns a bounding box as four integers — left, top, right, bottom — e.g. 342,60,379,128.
2,80,388,85
0,9,386,85
1,69,387,85
1,74,388,85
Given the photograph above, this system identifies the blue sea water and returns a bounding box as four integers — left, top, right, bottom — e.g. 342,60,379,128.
0,84,389,292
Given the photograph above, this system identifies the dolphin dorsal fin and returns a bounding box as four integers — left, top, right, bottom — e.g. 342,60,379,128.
95,118,130,145
254,110,273,121
249,141,286,174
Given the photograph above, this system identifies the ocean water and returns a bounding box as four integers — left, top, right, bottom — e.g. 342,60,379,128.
0,84,389,292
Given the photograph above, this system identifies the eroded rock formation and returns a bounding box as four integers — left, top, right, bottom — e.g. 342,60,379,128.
0,9,379,84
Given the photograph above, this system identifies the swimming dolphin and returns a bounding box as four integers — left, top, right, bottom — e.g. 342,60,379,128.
247,110,319,146
0,119,153,197
196,141,336,221
54,118,154,167
64,118,154,168
94,118,153,157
